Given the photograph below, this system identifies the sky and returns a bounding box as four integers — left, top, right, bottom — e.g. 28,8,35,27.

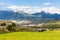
0,0,60,14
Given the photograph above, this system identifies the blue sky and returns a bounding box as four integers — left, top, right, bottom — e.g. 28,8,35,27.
0,0,60,8
0,0,60,14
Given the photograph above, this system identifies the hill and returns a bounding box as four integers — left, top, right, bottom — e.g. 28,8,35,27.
40,20,60,30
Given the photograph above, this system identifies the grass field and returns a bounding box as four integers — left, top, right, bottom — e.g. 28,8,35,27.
0,31,60,40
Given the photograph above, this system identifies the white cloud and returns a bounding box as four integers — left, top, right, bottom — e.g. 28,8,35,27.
0,3,4,6
6,5,60,14
43,2,51,6
42,7,60,14
6,5,42,14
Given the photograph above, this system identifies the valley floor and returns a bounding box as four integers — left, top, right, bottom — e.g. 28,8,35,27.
0,31,60,40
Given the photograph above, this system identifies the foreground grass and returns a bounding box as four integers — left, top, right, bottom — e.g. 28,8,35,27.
0,31,60,40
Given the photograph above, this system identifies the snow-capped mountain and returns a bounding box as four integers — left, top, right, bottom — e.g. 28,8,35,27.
0,10,60,23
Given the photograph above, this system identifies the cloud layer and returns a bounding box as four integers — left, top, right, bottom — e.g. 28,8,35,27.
6,6,42,14
6,5,60,14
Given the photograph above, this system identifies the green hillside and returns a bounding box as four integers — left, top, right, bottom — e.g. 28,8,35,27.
41,21,60,28
0,31,60,40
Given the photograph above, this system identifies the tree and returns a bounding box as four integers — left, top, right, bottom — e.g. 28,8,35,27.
7,24,13,31
0,23,6,26
7,23,16,31
12,23,16,27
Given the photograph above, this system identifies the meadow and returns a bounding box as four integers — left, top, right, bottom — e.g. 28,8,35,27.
0,31,60,40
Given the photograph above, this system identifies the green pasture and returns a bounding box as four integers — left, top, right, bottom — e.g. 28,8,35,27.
0,31,60,40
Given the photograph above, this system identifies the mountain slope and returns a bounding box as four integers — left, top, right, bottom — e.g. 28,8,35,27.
0,11,31,20
0,11,60,23
32,11,60,20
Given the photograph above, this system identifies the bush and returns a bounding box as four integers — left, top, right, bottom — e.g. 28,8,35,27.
7,23,16,31
19,28,34,32
0,28,8,34
7,25,13,31
0,23,6,26
12,23,16,27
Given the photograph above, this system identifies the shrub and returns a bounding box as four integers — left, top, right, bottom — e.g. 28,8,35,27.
7,23,16,31
12,23,16,27
0,23,6,26
7,24,13,31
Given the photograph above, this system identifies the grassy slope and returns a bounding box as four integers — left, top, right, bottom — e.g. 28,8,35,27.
41,21,60,28
45,21,60,25
0,31,60,40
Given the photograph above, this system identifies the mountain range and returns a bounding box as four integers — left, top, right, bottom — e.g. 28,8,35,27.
0,10,60,23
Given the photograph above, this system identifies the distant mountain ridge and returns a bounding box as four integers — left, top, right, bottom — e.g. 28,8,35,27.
32,11,60,20
0,10,60,23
